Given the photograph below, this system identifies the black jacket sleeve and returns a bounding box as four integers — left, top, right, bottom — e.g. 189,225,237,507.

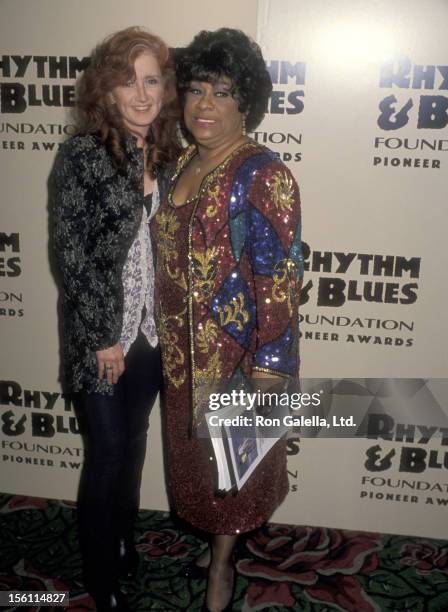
52,139,121,351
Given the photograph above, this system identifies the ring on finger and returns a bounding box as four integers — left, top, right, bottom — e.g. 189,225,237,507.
105,364,113,370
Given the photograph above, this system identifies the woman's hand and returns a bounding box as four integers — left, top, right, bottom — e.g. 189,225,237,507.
96,343,125,385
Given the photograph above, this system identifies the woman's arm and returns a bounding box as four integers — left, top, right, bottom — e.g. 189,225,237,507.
52,140,124,382
247,160,304,379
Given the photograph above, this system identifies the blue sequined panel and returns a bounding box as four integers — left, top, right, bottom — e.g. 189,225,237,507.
229,212,246,263
289,222,304,277
211,268,255,348
228,153,270,218
255,323,296,374
248,204,286,276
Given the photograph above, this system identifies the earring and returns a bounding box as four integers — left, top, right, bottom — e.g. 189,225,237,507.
242,115,247,137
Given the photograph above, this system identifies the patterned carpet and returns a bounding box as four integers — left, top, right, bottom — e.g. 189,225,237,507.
0,493,447,611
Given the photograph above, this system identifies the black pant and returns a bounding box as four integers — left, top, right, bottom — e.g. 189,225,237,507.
76,333,162,596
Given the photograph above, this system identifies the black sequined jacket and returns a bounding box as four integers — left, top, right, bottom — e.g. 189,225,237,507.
52,133,169,394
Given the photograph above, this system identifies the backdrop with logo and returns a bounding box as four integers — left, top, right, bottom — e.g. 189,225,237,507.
256,0,448,538
1,0,447,539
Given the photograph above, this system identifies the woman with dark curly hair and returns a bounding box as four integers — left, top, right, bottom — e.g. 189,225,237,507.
153,28,303,611
52,26,180,611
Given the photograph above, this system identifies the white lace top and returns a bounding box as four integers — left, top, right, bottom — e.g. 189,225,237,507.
120,184,159,355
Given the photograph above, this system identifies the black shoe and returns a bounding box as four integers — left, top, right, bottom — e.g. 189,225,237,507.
119,538,140,579
94,589,131,612
179,557,209,580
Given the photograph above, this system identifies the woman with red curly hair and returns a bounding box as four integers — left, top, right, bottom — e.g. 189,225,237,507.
52,26,180,611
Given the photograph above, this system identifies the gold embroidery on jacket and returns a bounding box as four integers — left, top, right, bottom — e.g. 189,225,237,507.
172,145,196,182
269,171,294,211
205,182,222,218
156,210,187,290
217,292,249,332
158,307,187,388
197,319,218,353
272,258,299,316
193,348,223,421
195,349,222,388
192,247,218,302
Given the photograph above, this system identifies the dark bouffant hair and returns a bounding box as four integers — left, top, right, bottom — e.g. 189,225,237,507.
175,28,272,132
76,26,180,176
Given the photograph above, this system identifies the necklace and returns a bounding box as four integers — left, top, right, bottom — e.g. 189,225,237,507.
192,137,249,179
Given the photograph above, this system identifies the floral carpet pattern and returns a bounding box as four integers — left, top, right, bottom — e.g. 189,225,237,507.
0,493,447,611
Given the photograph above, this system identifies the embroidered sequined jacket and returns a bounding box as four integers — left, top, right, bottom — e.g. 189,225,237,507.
52,133,169,394
153,142,304,426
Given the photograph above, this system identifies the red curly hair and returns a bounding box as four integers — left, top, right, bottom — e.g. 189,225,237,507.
76,26,180,176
